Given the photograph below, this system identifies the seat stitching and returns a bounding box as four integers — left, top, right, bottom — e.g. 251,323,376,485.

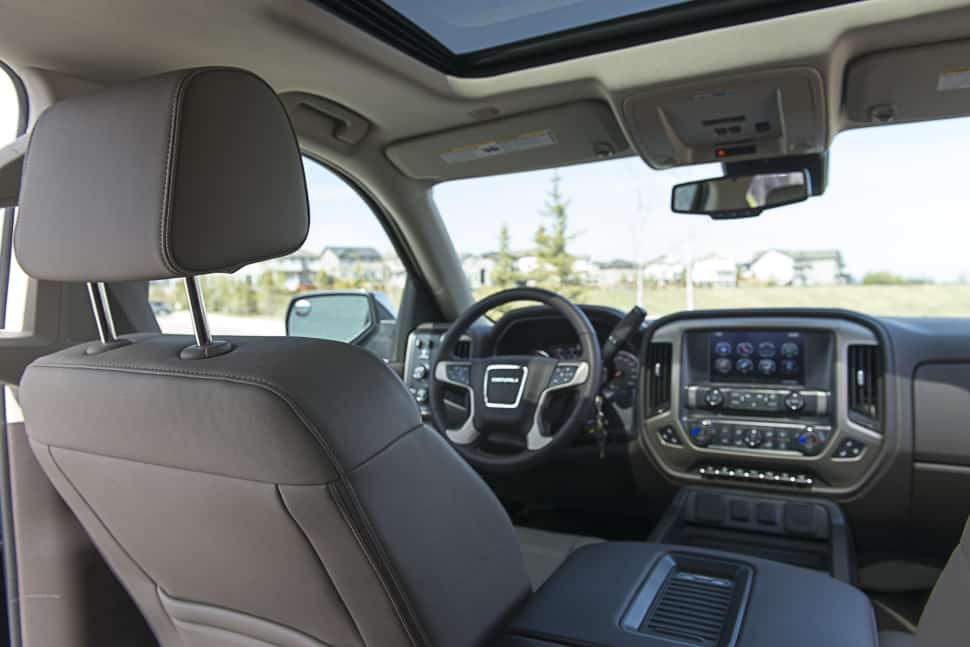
350,423,425,474
27,360,429,645
273,486,365,647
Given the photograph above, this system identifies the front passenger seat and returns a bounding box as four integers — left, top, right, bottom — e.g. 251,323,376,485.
879,518,970,647
15,67,532,647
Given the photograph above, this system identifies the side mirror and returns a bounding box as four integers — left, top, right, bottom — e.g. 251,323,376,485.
285,290,396,345
671,170,810,220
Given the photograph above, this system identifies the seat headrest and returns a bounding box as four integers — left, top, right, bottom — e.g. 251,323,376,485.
15,67,309,282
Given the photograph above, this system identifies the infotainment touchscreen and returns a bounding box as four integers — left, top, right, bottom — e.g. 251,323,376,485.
709,330,804,384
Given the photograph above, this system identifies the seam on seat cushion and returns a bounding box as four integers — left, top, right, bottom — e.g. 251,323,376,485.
275,485,364,646
27,359,429,646
159,585,336,647
329,481,426,647
39,441,334,486
350,424,425,473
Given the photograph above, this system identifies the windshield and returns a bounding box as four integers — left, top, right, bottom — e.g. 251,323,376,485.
434,118,970,318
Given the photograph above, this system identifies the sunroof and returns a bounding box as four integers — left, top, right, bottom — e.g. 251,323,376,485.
312,0,864,77
380,0,694,55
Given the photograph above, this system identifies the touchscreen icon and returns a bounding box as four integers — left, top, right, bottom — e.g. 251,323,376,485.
758,341,776,358
714,357,733,374
714,341,732,356
758,359,777,375
735,358,754,374
781,341,800,358
736,342,754,356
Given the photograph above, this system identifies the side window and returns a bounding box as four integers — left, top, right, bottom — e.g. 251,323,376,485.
151,157,406,359
1,64,28,333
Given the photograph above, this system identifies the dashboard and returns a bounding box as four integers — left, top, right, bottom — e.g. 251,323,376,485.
406,304,970,562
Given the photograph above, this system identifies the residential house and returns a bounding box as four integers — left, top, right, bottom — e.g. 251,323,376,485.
643,254,685,285
595,259,638,287
239,247,321,290
692,254,738,287
462,253,497,289
320,246,385,281
745,249,845,285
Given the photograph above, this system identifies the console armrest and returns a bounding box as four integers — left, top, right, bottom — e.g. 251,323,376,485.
502,542,878,647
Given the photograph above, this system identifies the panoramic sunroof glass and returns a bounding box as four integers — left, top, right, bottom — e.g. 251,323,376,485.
381,0,695,54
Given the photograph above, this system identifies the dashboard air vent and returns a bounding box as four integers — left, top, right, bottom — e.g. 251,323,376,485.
848,344,882,429
642,570,734,645
454,338,471,359
646,342,672,416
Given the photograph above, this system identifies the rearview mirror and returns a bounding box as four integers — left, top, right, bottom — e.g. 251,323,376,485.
671,171,810,219
285,290,395,347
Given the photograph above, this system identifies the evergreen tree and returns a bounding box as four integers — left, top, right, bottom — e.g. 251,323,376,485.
491,224,519,289
532,172,584,299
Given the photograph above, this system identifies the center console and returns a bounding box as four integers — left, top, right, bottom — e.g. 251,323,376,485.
501,539,878,647
642,316,886,494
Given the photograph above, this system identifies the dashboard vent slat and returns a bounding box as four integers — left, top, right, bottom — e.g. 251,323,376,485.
848,344,882,429
641,571,734,645
646,342,672,416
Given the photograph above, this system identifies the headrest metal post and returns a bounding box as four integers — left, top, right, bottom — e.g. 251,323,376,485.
184,276,212,348
86,282,117,344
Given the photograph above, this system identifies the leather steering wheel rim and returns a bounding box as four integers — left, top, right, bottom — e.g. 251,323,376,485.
429,287,602,472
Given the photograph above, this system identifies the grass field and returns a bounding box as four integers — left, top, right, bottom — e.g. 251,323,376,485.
575,284,970,317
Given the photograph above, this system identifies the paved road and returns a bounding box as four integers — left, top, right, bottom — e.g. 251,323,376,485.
157,310,285,336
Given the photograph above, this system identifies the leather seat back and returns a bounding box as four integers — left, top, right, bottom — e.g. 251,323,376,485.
913,517,970,646
14,68,530,647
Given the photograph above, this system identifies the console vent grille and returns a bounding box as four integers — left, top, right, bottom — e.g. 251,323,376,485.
454,338,471,358
642,571,734,645
848,344,882,429
646,342,672,415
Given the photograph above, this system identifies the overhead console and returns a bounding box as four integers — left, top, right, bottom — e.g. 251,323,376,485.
641,315,886,495
622,68,826,168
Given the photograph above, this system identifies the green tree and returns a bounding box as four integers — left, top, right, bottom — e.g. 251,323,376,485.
491,224,519,289
532,172,584,300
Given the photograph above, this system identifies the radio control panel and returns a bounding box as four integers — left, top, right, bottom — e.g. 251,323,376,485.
685,385,829,416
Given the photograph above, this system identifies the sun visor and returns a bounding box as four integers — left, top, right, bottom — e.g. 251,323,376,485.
846,39,970,125
385,101,630,181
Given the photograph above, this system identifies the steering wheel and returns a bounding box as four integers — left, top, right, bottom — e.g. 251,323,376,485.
429,287,602,471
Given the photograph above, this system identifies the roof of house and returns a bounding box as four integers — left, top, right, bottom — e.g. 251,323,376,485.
596,259,637,270
749,249,843,265
322,246,383,262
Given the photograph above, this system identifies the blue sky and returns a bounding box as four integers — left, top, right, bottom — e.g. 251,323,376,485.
3,68,967,283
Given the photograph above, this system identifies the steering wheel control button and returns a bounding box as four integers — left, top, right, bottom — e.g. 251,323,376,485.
834,438,866,459
444,364,471,385
548,365,579,387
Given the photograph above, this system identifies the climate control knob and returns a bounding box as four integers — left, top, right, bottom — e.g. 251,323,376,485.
798,426,825,455
690,422,715,447
784,391,805,412
704,388,724,408
411,364,429,380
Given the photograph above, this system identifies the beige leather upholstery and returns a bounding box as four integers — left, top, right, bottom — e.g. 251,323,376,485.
908,517,970,646
15,68,532,647
877,517,970,647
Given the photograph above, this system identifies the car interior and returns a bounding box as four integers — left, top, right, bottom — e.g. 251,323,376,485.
0,1,969,646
